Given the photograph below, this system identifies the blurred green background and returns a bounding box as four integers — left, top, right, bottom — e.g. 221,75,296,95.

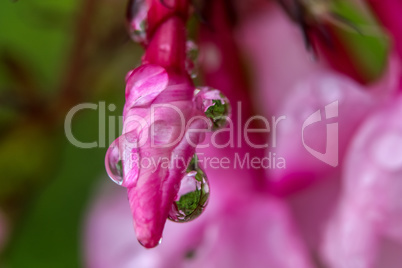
0,0,142,266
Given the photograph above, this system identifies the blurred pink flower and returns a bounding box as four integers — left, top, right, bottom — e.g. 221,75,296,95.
85,179,313,268
268,71,375,194
237,3,400,195
237,4,324,117
266,60,399,194
322,94,402,268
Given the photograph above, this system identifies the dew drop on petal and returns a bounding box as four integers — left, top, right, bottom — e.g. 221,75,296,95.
126,0,149,44
105,138,124,185
193,86,231,131
168,154,210,222
105,132,140,188
186,40,200,79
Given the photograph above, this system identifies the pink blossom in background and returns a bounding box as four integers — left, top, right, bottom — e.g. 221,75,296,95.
322,95,402,268
233,3,402,264
267,71,375,193
265,59,399,194
85,178,314,268
237,4,324,117
237,3,400,195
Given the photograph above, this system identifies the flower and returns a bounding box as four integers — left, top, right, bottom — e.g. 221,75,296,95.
119,63,205,248
95,0,402,266
237,1,399,194
106,0,210,248
322,95,402,268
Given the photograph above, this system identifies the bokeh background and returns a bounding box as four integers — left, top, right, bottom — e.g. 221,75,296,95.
0,0,138,266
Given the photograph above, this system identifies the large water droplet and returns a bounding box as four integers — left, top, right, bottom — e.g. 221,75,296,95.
105,139,124,185
193,87,231,131
126,0,149,44
168,154,210,222
105,132,140,188
186,40,200,79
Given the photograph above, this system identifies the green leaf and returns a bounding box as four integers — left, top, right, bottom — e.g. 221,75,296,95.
330,0,390,82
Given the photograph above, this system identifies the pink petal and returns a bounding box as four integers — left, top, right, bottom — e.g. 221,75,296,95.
236,3,324,117
268,71,375,194
122,69,206,248
322,95,402,268
125,64,169,109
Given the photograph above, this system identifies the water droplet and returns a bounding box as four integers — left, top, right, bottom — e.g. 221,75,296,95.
168,154,210,222
186,40,199,79
126,0,149,44
193,87,231,131
105,139,124,185
105,132,140,187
